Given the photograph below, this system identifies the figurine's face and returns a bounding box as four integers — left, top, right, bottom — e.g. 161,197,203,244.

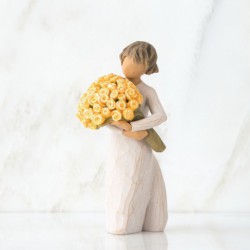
122,56,146,79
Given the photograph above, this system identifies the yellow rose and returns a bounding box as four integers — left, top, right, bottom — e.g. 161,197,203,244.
111,110,122,121
101,107,111,118
81,118,92,128
126,80,136,89
127,99,139,110
79,97,90,109
122,108,134,120
115,100,126,111
97,100,106,107
87,87,98,95
88,93,99,106
87,122,97,129
92,114,105,125
107,83,117,91
110,89,119,99
99,87,110,95
80,92,88,100
99,93,109,104
117,93,126,102
117,83,126,93
92,81,100,87
116,78,125,85
83,108,94,119
125,88,137,100
106,99,116,110
99,81,109,88
104,73,115,81
76,73,145,130
110,75,121,82
93,103,101,113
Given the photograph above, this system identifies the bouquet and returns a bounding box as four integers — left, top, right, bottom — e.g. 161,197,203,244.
76,73,166,152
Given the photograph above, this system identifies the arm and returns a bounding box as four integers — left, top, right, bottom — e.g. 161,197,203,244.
107,121,149,140
106,121,149,140
122,130,148,140
130,88,167,132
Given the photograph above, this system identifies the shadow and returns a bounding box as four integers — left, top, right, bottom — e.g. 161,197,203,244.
103,231,168,250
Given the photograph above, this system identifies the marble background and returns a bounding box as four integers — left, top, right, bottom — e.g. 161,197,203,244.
0,0,249,212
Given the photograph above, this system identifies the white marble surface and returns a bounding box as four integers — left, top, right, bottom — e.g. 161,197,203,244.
0,0,250,212
0,212,249,250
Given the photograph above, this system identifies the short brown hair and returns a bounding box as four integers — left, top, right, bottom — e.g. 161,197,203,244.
119,41,159,75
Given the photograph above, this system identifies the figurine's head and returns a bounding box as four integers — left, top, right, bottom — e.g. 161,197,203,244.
119,41,159,79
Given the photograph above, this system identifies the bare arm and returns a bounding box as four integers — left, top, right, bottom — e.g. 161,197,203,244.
108,121,148,140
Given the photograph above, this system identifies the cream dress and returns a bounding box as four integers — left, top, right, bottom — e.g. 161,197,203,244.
104,80,168,235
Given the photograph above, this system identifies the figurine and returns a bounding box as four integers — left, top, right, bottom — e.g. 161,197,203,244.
105,41,168,234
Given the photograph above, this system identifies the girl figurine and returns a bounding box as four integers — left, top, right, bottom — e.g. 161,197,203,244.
104,41,168,235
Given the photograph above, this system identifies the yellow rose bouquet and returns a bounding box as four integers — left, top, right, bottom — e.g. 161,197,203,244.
76,73,166,152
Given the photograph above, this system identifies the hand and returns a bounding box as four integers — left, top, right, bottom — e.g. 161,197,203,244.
111,120,132,131
122,130,148,141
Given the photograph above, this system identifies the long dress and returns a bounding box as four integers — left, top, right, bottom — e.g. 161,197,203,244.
104,80,168,235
